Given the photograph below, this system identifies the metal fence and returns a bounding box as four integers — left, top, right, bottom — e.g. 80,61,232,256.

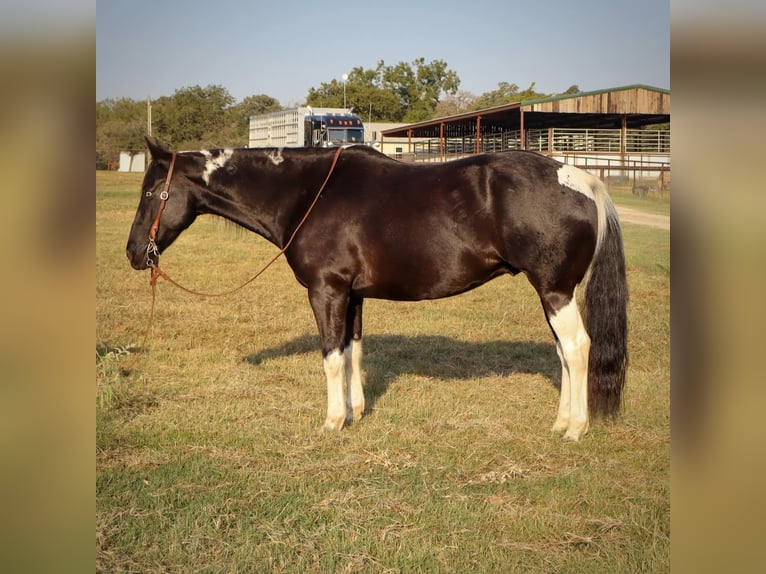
410,128,670,161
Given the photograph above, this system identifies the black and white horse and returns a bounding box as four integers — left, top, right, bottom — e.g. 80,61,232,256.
127,139,628,441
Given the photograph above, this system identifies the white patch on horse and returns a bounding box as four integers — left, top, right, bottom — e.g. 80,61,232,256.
266,148,284,166
548,295,591,441
344,339,364,422
323,349,346,431
201,148,234,184
557,164,595,200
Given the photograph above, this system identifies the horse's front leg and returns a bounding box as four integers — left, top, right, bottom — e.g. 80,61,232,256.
344,297,365,423
309,285,351,431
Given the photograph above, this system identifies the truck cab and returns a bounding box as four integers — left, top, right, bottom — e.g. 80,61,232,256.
304,113,364,147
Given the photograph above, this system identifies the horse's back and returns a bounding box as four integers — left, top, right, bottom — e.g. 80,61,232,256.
293,148,599,300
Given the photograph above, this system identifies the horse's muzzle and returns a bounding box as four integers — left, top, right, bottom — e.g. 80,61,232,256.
126,246,155,270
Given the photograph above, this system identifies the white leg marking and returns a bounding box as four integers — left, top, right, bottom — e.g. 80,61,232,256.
551,340,571,433
323,350,346,431
344,339,365,422
266,148,284,166
201,148,234,184
548,297,591,441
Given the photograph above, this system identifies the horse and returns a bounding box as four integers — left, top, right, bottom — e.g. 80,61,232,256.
126,138,628,441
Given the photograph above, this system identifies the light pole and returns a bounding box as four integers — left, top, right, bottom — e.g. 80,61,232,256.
147,96,152,137
342,73,348,110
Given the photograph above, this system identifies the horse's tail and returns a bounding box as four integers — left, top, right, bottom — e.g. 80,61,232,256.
581,179,629,418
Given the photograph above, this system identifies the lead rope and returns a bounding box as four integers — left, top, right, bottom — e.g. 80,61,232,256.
126,146,343,371
148,145,342,296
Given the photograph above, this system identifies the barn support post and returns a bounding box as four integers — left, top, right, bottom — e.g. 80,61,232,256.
520,108,526,150
476,115,482,154
621,115,627,181
548,126,553,154
440,122,444,160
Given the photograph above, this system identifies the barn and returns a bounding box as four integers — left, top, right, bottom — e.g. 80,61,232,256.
380,84,670,188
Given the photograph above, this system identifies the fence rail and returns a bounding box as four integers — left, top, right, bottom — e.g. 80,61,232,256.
409,127,670,160
402,127,670,192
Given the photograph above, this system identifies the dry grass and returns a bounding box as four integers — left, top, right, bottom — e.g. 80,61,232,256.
97,171,669,573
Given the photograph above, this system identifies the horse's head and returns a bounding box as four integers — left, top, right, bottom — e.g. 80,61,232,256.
125,138,201,270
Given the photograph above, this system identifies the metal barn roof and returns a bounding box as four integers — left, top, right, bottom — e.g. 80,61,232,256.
380,84,670,142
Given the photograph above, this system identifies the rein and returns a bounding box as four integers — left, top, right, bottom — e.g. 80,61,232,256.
147,145,343,296
133,146,344,360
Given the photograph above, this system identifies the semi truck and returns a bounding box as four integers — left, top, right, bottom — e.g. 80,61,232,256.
248,107,365,148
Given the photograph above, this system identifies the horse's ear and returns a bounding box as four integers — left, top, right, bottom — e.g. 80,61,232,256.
145,137,172,161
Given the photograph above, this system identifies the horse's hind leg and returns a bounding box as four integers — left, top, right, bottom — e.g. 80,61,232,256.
344,297,365,423
543,292,591,441
551,339,571,433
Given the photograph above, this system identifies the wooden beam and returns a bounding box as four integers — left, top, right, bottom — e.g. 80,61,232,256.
476,115,481,154
520,109,525,149
621,115,627,178
439,122,444,160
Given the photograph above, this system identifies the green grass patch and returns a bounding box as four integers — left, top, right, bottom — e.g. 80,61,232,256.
607,181,670,216
97,170,669,572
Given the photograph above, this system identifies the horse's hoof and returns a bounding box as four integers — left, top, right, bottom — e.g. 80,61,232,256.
342,409,364,428
322,417,345,432
551,419,569,434
563,423,589,441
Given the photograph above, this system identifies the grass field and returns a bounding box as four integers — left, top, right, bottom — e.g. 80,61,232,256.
97,170,669,573
606,184,670,216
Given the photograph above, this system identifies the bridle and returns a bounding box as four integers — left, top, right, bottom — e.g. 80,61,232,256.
127,146,344,371
142,145,344,296
145,152,177,268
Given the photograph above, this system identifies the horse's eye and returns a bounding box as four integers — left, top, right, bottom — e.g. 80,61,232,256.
145,191,153,197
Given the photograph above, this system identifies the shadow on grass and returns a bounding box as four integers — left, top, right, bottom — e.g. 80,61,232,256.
243,334,559,414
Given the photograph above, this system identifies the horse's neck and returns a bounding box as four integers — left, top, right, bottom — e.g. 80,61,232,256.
200,158,317,248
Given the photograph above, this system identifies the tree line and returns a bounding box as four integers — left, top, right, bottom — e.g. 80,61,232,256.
97,58,579,169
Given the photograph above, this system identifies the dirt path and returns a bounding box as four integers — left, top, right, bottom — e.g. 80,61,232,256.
615,206,670,231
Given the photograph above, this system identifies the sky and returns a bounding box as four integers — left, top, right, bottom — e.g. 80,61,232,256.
96,0,669,105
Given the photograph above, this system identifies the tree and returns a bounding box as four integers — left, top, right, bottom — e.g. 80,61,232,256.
224,95,283,146
519,81,545,101
433,90,477,118
96,98,146,169
97,88,284,167
237,94,282,118
306,62,401,121
469,81,549,111
382,58,460,122
152,85,236,149
96,98,146,150
470,82,521,110
306,58,460,122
